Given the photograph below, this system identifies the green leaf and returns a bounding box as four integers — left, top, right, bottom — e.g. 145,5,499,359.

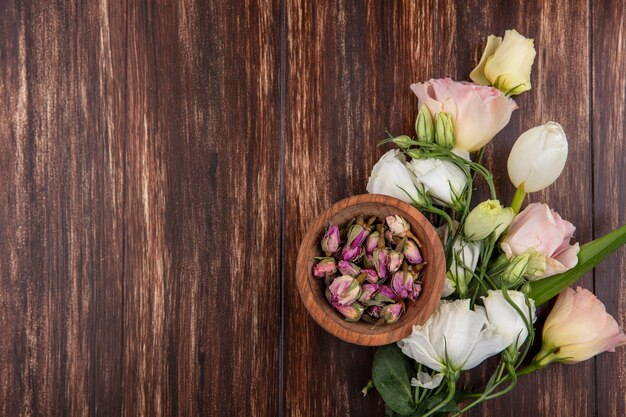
373,345,417,416
529,224,626,305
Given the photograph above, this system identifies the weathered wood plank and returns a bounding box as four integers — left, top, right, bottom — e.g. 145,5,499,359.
592,2,626,417
284,1,434,415
122,0,281,416
0,1,126,416
437,1,594,416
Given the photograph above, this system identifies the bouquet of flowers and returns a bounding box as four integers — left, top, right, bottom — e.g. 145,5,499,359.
362,29,626,417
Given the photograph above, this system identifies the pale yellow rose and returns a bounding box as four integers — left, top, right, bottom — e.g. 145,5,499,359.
470,29,536,96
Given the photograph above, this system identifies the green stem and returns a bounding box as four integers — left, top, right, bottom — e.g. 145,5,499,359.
510,187,526,214
421,380,456,417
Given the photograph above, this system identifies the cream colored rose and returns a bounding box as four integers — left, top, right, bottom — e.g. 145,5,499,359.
470,29,536,96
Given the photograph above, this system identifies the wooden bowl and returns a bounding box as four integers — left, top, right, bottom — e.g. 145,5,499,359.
296,194,446,346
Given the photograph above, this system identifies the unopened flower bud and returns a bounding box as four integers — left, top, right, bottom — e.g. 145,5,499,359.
386,215,410,236
373,249,388,279
391,270,416,300
335,302,365,322
329,276,361,306
312,258,337,277
411,280,422,301
402,239,423,264
361,268,379,284
387,251,404,273
342,224,368,261
374,285,397,303
435,112,454,149
365,231,380,254
391,135,414,148
502,253,530,286
415,104,435,143
342,245,365,262
321,224,341,255
368,305,383,319
359,283,380,304
382,303,404,324
464,200,514,241
338,260,361,277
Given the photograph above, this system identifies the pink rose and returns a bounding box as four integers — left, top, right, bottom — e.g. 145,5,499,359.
500,203,579,278
411,78,518,152
535,287,626,365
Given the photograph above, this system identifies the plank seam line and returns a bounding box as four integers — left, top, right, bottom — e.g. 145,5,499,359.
278,0,287,416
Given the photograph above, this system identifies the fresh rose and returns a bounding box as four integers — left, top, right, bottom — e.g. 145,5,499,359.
507,122,568,193
366,150,423,204
406,158,467,208
470,29,537,96
500,203,579,279
410,78,518,152
535,287,626,365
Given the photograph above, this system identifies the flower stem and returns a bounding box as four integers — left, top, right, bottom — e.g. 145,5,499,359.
510,187,526,214
421,380,456,417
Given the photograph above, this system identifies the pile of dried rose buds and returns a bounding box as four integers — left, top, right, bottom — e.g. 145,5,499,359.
312,215,425,325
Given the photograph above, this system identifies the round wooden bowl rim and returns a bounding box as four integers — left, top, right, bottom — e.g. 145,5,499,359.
296,194,446,346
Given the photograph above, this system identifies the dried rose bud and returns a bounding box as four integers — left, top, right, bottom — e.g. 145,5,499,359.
411,280,422,301
368,305,383,319
362,254,375,269
346,224,369,248
386,215,410,236
361,268,379,284
338,260,361,277
374,285,397,303
342,245,365,262
373,249,388,279
391,270,412,299
365,231,380,254
402,239,423,264
328,275,361,306
321,224,341,255
387,251,404,273
382,303,403,323
312,258,337,277
358,283,379,304
335,302,365,322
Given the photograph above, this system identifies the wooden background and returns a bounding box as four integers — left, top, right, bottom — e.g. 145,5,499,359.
0,0,624,416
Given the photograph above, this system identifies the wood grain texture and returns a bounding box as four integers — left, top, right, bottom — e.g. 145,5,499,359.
0,1,126,416
592,2,626,416
0,0,624,416
296,194,446,346
122,0,281,416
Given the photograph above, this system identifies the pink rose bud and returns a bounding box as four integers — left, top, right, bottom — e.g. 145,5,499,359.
386,215,411,236
391,271,414,299
342,245,365,262
312,257,337,277
321,224,341,254
358,283,380,304
382,303,404,323
374,285,397,303
365,231,380,254
328,275,362,306
347,224,369,248
338,260,361,277
368,305,383,319
361,268,379,284
373,249,388,279
402,240,423,264
410,280,422,301
387,251,404,273
335,302,365,322
384,230,393,244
